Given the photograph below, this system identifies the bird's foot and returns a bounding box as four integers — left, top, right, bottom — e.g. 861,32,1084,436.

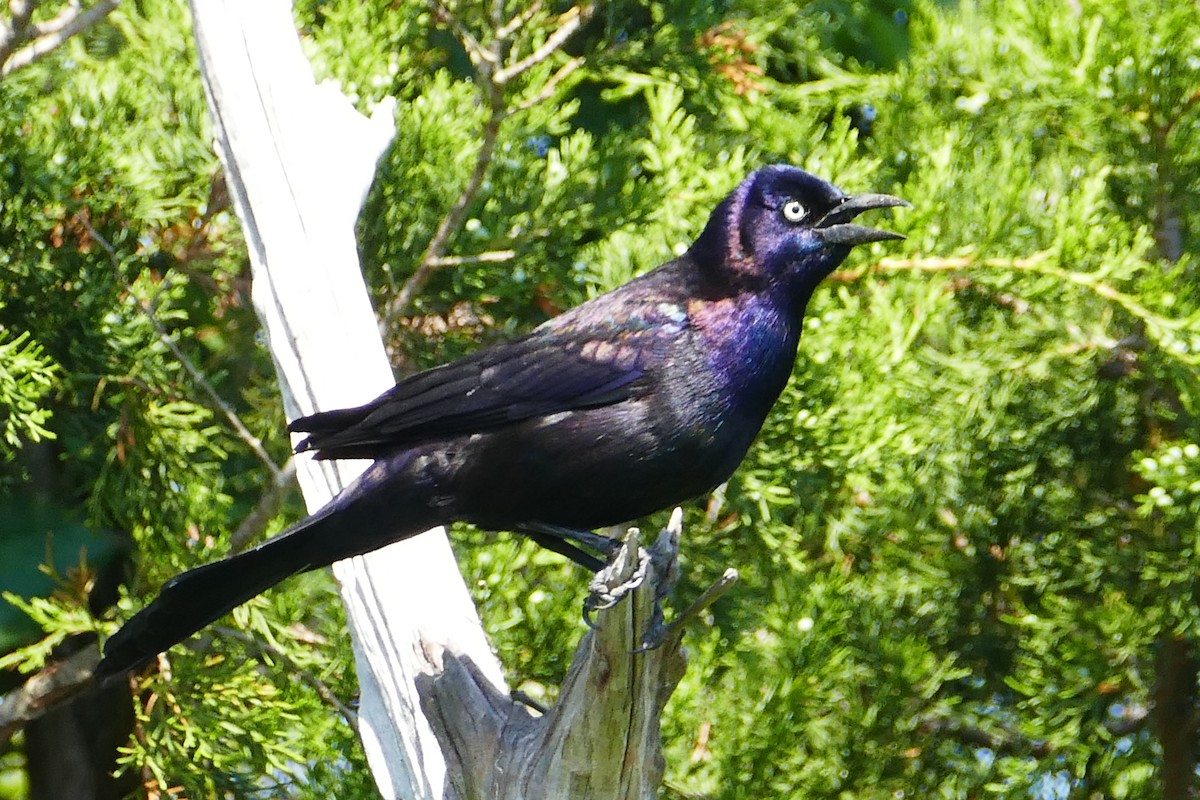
640,566,739,650
581,508,739,650
581,508,690,649
582,527,650,623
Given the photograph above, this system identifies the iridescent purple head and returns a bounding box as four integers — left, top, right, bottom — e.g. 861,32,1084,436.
691,164,907,299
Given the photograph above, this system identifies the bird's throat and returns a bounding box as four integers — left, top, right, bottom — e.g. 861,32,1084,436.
688,292,800,403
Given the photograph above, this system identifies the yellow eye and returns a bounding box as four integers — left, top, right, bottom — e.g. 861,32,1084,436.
782,199,806,223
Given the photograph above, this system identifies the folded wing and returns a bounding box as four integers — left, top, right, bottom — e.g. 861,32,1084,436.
288,323,674,460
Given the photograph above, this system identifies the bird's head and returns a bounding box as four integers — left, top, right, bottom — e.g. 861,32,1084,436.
691,164,907,302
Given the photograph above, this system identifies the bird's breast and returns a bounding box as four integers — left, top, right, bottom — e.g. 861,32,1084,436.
686,294,799,408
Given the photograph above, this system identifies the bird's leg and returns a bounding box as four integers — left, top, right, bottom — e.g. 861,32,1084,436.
517,522,620,560
509,688,549,714
520,529,604,572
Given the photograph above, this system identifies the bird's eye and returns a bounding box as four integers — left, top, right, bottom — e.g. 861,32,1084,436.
782,200,806,223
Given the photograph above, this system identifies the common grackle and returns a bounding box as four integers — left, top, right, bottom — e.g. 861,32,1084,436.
95,165,906,680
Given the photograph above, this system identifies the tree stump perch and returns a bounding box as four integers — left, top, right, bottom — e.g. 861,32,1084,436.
420,516,692,800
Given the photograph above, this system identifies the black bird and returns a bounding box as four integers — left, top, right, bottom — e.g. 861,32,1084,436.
95,165,906,680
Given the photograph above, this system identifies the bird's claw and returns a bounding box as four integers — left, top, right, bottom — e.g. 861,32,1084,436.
583,528,650,615
580,509,689,651
633,618,672,653
654,566,740,647
582,517,739,652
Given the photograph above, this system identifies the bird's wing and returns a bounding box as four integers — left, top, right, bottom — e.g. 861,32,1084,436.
289,300,688,460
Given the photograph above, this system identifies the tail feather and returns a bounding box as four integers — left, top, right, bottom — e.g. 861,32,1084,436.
96,455,441,682
288,405,373,454
95,543,303,681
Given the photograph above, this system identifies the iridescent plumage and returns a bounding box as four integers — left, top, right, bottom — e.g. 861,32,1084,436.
96,165,906,680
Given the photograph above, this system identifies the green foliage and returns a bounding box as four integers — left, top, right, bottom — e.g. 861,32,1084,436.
114,581,370,799
0,594,96,673
0,330,57,454
3,0,1200,797
1,0,336,795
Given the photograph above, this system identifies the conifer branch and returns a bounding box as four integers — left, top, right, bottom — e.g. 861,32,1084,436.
142,299,284,476
0,0,121,77
389,88,506,320
828,252,1053,281
494,3,594,85
78,213,285,477
427,0,492,70
211,625,358,728
511,54,584,113
833,252,1200,365
389,1,597,322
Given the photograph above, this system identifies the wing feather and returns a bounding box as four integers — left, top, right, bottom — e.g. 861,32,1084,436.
289,321,678,460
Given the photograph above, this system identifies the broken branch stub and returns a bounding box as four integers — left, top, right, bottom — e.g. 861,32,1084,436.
419,513,701,800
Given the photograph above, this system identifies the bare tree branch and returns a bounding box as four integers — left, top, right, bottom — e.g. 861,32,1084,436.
918,715,1052,758
0,0,121,78
31,0,83,36
0,0,39,68
0,646,97,745
495,0,543,41
917,700,1149,760
494,3,594,85
387,1,597,323
425,248,515,268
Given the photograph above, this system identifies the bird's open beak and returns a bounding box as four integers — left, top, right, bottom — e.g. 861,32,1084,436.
816,193,909,246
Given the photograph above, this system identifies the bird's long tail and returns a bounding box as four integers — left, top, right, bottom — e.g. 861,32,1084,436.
95,457,442,682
